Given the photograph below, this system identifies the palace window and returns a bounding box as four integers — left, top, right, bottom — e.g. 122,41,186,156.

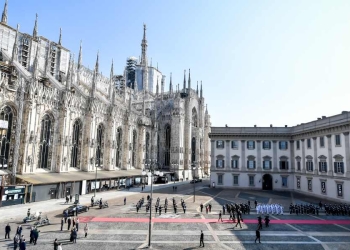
231,140,238,149
216,140,224,149
279,156,289,170
318,156,327,173
263,156,272,170
231,156,239,169
320,136,325,147
296,140,300,150
335,135,341,146
218,174,223,185
247,141,255,150
262,141,271,150
306,156,313,172
307,139,311,149
233,175,239,185
296,177,301,189
279,141,288,150
320,180,326,194
247,156,256,169
337,182,343,197
333,155,344,174
308,179,312,191
249,175,255,186
216,155,225,168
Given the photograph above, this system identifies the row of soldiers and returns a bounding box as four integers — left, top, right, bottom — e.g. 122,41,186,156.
136,197,145,213
224,203,251,215
324,204,350,216
289,203,320,215
181,198,187,213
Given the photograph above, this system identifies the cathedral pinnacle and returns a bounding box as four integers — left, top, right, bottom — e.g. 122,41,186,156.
196,81,198,95
58,28,62,45
109,59,114,100
1,0,7,24
78,40,82,69
110,59,114,80
33,13,38,38
188,68,191,93
169,72,173,94
200,81,203,99
33,43,40,80
183,70,186,92
95,51,99,73
141,23,148,66
11,24,19,63
156,75,159,96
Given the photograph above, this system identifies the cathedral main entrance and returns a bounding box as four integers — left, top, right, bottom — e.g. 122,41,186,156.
262,174,273,190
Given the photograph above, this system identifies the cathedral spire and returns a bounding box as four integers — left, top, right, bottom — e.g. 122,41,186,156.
183,70,186,92
196,81,198,95
141,23,148,66
1,0,8,24
169,72,173,95
200,81,203,99
66,54,73,90
109,59,114,100
156,75,159,96
58,28,62,45
161,75,165,99
205,104,208,115
78,40,82,70
33,13,38,38
142,89,145,115
95,50,99,73
11,24,19,63
33,43,40,80
187,68,191,94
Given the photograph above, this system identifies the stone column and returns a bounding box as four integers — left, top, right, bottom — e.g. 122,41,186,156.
301,139,306,173
272,140,278,171
290,140,295,171
225,140,230,170
122,121,130,170
326,135,333,176
343,132,350,177
210,140,215,171
137,126,145,170
313,137,318,175
257,140,262,171
241,140,246,170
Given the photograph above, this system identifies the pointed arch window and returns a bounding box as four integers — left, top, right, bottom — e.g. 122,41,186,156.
95,123,104,168
165,125,171,167
0,106,13,169
70,119,82,169
115,127,122,168
192,108,198,127
146,132,150,162
132,130,137,167
38,114,54,169
191,137,196,163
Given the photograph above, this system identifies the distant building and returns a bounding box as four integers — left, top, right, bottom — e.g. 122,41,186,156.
210,113,350,202
0,1,211,204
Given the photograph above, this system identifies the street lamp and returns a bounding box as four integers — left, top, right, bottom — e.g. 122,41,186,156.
192,162,197,203
142,159,163,248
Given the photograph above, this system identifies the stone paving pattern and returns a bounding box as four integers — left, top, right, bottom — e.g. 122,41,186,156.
0,180,350,249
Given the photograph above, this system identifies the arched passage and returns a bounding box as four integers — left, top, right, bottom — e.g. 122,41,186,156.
262,174,273,190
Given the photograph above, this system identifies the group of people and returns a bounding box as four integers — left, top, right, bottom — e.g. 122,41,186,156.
289,203,319,215
324,203,350,216
256,204,284,215
136,197,145,213
200,203,212,213
5,224,40,250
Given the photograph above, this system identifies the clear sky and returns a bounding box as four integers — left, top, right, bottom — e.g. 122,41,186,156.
4,0,350,127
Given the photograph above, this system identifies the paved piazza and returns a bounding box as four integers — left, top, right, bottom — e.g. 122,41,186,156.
1,181,350,250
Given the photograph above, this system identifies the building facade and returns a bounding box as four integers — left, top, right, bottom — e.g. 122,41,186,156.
210,112,350,202
0,1,211,203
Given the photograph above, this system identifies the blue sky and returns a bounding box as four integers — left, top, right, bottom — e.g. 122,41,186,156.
4,0,350,127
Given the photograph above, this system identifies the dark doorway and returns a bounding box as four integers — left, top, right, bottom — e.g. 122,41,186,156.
262,174,273,190
50,189,57,199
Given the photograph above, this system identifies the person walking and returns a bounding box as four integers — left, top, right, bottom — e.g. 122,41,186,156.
255,229,261,243
5,223,11,239
16,225,22,236
72,218,76,228
29,227,34,244
254,200,258,208
84,223,89,238
64,210,68,223
67,217,71,231
72,229,77,243
54,239,58,250
60,218,64,231
65,196,69,204
235,216,242,229
19,238,26,250
124,197,126,205
91,196,94,207
69,194,72,203
264,216,270,228
218,211,223,222
200,203,204,213
199,230,204,247
257,216,263,230
33,227,39,245
13,234,19,250
206,206,208,214
76,217,80,231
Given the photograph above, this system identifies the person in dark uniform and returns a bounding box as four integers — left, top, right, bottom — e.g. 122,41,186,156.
5,223,11,239
257,216,263,230
254,200,258,208
19,238,26,250
255,229,261,243
60,218,64,231
218,211,223,222
54,239,58,250
264,216,270,227
235,215,242,228
200,203,204,213
124,197,126,205
69,194,72,203
14,235,19,250
67,217,71,231
91,196,94,207
199,230,204,247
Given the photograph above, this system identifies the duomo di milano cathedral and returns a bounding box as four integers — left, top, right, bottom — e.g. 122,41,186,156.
0,0,211,192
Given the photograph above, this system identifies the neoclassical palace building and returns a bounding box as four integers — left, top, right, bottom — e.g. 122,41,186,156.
0,1,211,204
210,112,350,202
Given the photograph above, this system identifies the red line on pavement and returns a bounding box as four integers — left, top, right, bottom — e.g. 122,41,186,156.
81,217,350,225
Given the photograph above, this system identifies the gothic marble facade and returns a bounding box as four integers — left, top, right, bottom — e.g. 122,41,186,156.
0,2,211,185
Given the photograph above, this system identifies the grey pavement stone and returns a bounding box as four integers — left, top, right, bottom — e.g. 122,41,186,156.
88,222,149,230
327,244,350,250
224,243,324,250
292,224,349,232
218,235,315,242
151,234,214,242
150,242,222,250
313,236,350,242
153,222,207,231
